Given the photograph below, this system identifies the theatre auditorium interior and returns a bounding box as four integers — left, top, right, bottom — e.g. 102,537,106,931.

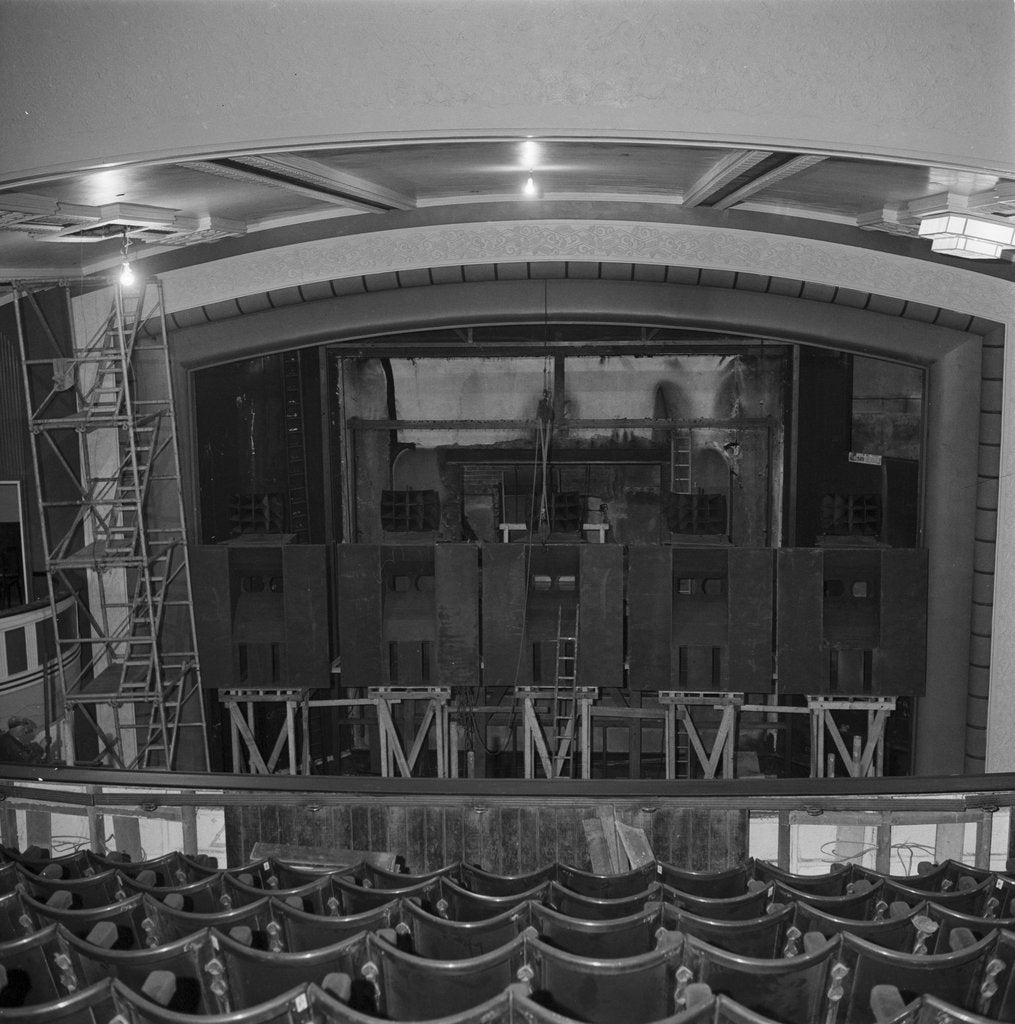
2,2,1015,1022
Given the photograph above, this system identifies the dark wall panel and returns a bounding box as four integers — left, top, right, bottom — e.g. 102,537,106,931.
673,548,729,689
875,548,928,695
436,544,480,688
729,548,774,692
283,545,330,688
776,548,823,694
226,798,748,874
189,545,234,688
337,544,384,687
628,546,672,690
482,545,528,687
578,544,624,688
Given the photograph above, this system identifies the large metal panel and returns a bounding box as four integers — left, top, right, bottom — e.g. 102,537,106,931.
673,547,729,689
226,799,749,876
188,545,235,689
283,545,330,689
729,548,775,692
336,544,384,687
776,548,824,694
874,548,928,695
578,544,623,687
627,546,672,690
481,545,528,687
436,544,480,688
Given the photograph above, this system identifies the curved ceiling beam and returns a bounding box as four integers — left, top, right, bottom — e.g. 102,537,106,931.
170,277,974,371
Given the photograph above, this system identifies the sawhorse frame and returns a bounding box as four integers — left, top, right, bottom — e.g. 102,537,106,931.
660,691,744,779
515,686,598,779
221,689,304,776
220,685,452,778
371,687,451,778
808,695,896,777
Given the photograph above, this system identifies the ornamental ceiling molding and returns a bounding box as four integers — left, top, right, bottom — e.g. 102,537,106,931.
161,220,1014,325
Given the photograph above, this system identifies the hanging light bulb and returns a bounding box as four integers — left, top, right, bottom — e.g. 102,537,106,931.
118,229,135,286
523,172,537,197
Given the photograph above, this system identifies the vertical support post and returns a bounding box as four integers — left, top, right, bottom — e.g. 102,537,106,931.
435,696,448,778
875,819,892,874
581,696,592,779
181,805,199,857
301,694,311,775
777,811,791,871
286,700,297,776
230,700,241,772
664,702,676,779
974,808,994,869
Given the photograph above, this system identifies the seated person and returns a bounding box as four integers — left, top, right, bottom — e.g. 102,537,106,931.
0,717,46,763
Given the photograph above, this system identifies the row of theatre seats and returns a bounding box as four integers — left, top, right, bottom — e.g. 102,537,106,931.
2,844,1015,1024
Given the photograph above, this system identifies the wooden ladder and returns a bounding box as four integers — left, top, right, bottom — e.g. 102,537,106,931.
552,605,579,777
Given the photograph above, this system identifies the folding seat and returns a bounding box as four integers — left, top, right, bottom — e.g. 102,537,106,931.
222,870,344,915
510,986,717,1024
556,861,658,900
926,901,1015,952
771,877,885,920
332,873,441,916
793,898,924,952
833,929,1000,1024
202,926,371,1013
141,892,282,950
853,861,952,892
879,875,997,917
437,876,548,922
519,929,687,1023
528,901,671,959
117,869,228,914
457,862,557,897
267,858,359,890
680,928,843,1024
662,882,771,921
109,978,320,1024
308,983,515,1024
398,897,531,959
870,991,1004,1024
939,860,997,889
358,928,529,1020
87,850,218,888
546,881,661,921
4,849,93,880
57,924,218,1014
0,923,66,1007
227,858,338,893
987,875,1015,919
23,889,149,949
713,994,798,1024
16,866,128,909
0,887,35,941
0,977,116,1024
668,903,796,959
361,860,458,890
750,859,851,896
658,862,749,899
976,928,1015,1022
0,860,19,895
273,895,401,952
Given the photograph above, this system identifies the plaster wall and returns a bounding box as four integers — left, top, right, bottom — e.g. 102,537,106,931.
2,0,1013,186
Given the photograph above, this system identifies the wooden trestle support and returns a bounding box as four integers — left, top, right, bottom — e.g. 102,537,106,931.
220,687,896,781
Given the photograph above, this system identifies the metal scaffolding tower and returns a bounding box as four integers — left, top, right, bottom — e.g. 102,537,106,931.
15,280,208,771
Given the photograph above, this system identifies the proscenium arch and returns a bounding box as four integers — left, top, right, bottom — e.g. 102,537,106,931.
170,272,983,777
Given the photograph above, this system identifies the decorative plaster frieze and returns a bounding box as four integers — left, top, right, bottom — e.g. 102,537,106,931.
160,220,1014,324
